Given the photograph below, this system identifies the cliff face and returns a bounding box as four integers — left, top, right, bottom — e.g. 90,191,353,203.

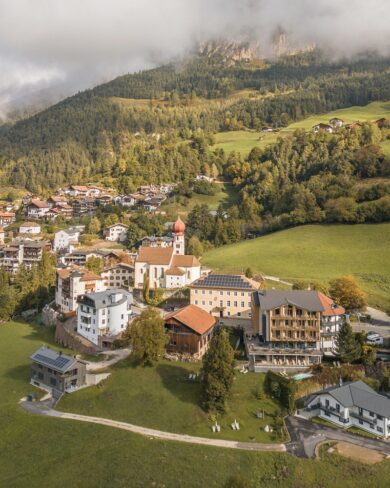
199,32,315,63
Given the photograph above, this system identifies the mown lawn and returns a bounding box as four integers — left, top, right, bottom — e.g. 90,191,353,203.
2,321,390,487
162,181,239,216
212,101,390,156
60,357,283,443
202,223,390,311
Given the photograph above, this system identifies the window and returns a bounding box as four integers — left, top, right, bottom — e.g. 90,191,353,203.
241,302,245,307
336,403,340,412
50,377,57,387
325,399,329,407
209,301,212,306
202,290,205,295
195,300,198,305
377,414,383,420
377,426,383,433
241,292,244,296
359,419,363,425
202,301,205,305
93,329,95,334
227,301,230,306
121,314,124,319
369,411,375,417
227,291,230,296
38,372,44,380
219,291,223,296
209,290,212,295
234,292,237,296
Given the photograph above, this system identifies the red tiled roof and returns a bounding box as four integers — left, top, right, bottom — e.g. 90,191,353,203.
165,266,185,276
171,254,200,267
29,199,49,208
165,305,216,335
317,292,345,316
136,246,173,265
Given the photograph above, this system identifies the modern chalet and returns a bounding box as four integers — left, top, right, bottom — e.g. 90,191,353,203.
305,380,390,438
30,346,86,393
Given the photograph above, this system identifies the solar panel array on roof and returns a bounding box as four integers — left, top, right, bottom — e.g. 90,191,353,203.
194,274,253,289
34,353,71,369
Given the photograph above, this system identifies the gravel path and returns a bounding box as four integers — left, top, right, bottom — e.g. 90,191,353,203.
20,400,286,452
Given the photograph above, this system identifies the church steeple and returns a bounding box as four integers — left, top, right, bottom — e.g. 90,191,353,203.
172,217,185,255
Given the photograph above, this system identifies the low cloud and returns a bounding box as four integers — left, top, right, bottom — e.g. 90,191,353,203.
1,0,390,116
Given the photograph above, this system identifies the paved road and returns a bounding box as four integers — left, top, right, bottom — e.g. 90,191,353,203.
285,416,390,458
20,401,286,453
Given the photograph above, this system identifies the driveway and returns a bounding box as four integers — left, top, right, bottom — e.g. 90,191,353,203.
84,348,131,371
285,416,390,458
20,400,286,453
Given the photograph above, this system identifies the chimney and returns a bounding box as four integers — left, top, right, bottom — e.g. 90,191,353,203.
339,377,343,387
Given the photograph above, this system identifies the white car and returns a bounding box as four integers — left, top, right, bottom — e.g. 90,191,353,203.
366,333,384,346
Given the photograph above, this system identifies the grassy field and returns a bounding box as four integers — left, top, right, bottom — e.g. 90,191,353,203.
60,357,282,443
162,181,239,216
382,139,390,157
213,101,390,156
2,321,390,487
202,223,390,311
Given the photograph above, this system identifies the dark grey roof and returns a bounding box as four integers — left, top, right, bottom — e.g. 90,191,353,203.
318,380,390,418
30,346,78,373
253,290,324,312
78,289,133,309
191,274,256,290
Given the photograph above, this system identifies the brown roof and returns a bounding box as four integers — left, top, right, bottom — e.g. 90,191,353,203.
57,265,102,281
136,246,173,265
71,185,88,191
29,199,49,208
165,266,186,276
317,292,345,316
0,212,15,217
171,254,200,267
165,305,216,335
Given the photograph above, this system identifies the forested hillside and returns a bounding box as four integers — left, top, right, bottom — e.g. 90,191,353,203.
1,51,390,192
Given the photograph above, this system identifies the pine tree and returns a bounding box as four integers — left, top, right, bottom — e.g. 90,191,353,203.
201,328,235,412
335,321,361,363
124,307,168,366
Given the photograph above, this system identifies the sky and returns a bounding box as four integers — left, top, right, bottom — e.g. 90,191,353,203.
1,0,390,117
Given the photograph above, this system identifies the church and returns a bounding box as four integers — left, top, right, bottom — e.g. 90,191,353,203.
134,217,201,289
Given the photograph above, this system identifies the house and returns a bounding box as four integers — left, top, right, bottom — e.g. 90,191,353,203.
0,239,50,273
164,304,216,358
103,223,129,242
95,194,113,206
54,202,73,219
53,227,83,253
55,264,106,313
71,198,97,217
66,185,89,197
189,274,260,320
134,218,200,289
101,263,134,289
376,118,390,129
48,195,68,208
329,117,344,128
118,195,136,207
140,235,174,249
249,290,337,370
30,346,86,393
86,186,102,197
0,211,16,227
305,380,390,438
345,122,362,130
19,222,41,235
26,200,50,219
312,123,333,134
318,292,345,353
195,174,213,182
77,289,133,347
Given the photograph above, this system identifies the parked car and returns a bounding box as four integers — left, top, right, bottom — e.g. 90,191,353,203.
366,333,384,346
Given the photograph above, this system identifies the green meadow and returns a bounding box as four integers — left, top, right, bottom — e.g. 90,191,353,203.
213,101,390,156
202,223,390,311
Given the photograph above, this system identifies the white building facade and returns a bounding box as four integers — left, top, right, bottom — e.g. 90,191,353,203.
306,380,390,438
77,289,133,345
103,223,129,242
